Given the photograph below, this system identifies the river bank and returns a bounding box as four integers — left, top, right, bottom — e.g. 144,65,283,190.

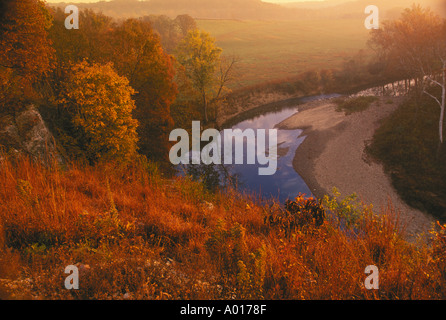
216,80,404,129
276,96,436,238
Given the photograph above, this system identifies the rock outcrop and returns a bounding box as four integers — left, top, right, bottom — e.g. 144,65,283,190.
0,105,61,164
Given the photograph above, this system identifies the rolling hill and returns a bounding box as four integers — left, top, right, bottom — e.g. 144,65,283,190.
48,0,446,20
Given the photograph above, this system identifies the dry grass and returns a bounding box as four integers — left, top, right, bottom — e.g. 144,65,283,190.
0,154,445,300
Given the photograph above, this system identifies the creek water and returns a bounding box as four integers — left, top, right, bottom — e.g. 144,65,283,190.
178,80,410,204
177,93,341,203
224,93,341,203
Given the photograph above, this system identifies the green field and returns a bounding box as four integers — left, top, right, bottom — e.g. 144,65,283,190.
197,19,370,88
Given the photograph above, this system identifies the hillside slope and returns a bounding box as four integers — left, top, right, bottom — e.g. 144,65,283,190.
0,154,445,299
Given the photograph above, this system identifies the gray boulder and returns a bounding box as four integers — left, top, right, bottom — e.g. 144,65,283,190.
0,105,61,164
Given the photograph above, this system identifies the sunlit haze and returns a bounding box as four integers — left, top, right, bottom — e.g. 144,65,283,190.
47,0,326,3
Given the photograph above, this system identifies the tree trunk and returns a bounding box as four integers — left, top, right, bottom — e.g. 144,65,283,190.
435,68,446,158
438,95,444,158
440,72,445,145
202,91,208,123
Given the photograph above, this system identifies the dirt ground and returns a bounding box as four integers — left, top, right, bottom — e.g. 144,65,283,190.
277,96,436,239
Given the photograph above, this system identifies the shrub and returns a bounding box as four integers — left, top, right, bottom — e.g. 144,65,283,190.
335,96,378,115
322,187,372,229
205,220,248,275
431,222,446,284
265,194,325,236
236,246,266,299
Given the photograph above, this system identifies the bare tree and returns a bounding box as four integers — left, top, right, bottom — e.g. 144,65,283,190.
420,46,446,146
369,5,446,146
212,55,239,105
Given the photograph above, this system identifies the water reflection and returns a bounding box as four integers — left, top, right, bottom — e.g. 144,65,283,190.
178,94,341,203
177,83,406,203
227,106,310,202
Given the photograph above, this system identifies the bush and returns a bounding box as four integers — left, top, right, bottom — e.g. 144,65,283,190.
335,96,378,115
322,187,371,229
265,194,325,236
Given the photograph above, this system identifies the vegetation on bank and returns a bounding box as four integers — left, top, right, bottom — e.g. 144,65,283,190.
0,154,445,300
367,94,446,221
334,96,379,115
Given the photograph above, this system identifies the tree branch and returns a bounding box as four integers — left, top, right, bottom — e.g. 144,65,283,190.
425,75,443,87
424,89,442,107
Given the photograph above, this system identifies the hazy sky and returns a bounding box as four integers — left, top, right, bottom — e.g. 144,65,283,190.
47,0,324,3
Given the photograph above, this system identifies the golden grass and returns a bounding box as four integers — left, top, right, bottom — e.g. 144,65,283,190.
0,154,445,300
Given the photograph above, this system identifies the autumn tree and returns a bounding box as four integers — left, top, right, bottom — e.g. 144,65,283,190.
49,8,112,69
0,0,55,110
48,10,177,162
176,30,236,123
171,62,203,130
369,5,446,146
140,15,197,54
175,14,197,37
142,15,177,54
319,69,335,93
47,7,114,105
103,19,177,162
58,61,139,163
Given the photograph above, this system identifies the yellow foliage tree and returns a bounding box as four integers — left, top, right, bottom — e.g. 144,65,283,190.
58,61,139,163
176,30,236,123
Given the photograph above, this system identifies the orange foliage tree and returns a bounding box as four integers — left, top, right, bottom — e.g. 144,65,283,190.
103,19,177,162
0,0,55,110
48,10,177,162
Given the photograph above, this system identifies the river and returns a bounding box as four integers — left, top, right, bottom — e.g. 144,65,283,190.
177,93,341,203
178,80,410,203
224,93,341,203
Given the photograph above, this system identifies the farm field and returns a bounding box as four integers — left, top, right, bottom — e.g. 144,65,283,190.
197,18,370,87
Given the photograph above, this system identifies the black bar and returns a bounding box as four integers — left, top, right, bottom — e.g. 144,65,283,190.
0,300,444,318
